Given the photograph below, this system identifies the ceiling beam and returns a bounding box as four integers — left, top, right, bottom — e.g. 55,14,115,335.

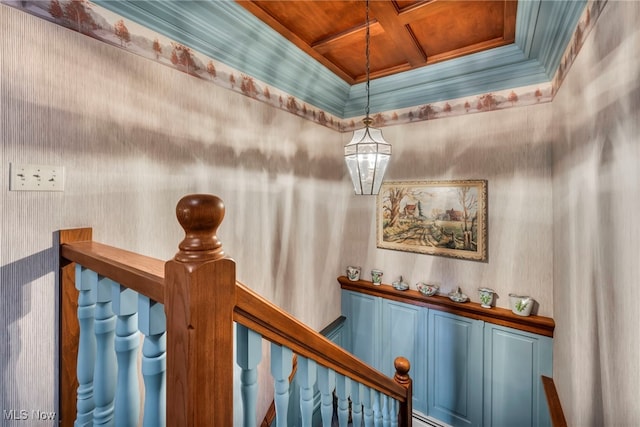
369,1,427,67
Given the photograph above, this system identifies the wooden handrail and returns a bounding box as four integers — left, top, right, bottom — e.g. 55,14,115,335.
59,242,408,402
541,376,568,427
60,240,165,303
234,282,407,401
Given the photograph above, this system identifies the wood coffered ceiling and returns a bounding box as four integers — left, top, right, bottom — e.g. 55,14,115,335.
237,0,517,84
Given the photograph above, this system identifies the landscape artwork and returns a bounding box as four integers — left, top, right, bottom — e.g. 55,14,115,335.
377,180,487,261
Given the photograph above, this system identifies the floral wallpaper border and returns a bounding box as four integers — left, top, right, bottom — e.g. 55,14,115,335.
3,0,606,132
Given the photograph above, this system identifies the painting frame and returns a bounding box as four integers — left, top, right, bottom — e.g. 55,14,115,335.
377,180,488,261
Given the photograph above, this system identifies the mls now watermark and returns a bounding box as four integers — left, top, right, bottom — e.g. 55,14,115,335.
3,409,57,421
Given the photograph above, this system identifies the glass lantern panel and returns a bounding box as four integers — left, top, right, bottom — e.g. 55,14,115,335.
344,154,363,193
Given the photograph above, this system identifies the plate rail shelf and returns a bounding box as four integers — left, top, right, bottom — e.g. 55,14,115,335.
338,276,555,337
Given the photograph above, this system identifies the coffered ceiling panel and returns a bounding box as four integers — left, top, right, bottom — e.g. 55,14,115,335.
238,0,517,84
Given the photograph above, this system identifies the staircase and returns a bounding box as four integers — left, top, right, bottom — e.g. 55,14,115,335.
59,194,413,426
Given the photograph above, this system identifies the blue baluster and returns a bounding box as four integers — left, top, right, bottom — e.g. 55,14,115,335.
382,394,390,427
270,343,293,427
317,366,335,427
362,386,373,427
93,277,117,426
351,383,363,427
75,265,96,427
336,374,350,426
390,399,398,427
372,390,382,427
297,357,317,427
111,283,140,427
236,324,262,427
139,295,166,427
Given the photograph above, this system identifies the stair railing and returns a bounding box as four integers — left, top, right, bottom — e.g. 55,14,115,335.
59,194,412,426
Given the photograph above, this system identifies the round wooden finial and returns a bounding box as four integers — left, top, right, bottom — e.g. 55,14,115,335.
394,356,411,384
174,194,225,262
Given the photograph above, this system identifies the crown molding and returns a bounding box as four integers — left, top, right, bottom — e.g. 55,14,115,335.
93,0,587,119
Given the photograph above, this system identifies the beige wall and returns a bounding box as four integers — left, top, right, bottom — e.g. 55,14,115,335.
344,103,555,316
552,1,640,425
2,1,637,425
0,5,347,422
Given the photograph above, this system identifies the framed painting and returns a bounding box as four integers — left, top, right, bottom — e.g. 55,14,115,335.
377,180,488,261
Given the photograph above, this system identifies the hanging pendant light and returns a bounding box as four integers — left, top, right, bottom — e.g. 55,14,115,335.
344,0,391,195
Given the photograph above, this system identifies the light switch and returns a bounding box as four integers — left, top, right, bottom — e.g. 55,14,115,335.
9,163,65,191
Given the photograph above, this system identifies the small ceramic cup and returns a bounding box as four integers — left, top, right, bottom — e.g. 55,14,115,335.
509,294,534,316
371,269,383,285
346,266,361,281
478,287,495,308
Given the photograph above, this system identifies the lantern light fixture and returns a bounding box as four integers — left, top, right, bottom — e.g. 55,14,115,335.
344,0,391,195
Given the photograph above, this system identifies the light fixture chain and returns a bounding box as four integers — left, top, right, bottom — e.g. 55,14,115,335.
365,0,370,119
344,0,391,196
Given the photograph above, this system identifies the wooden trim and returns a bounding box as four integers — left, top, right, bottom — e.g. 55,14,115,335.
339,276,555,337
319,315,346,336
234,282,407,401
541,376,568,427
60,241,165,303
58,228,92,427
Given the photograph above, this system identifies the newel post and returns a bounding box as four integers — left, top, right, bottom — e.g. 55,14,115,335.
165,194,236,426
394,356,413,427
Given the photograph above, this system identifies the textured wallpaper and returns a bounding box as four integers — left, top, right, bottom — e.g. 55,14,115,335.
0,5,345,423
552,1,640,425
3,1,637,426
1,4,554,423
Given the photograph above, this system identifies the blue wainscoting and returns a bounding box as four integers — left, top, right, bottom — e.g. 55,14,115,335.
341,288,553,427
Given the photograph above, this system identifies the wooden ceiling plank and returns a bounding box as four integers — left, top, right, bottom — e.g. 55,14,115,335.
311,21,368,51
503,0,518,42
236,0,356,83
237,0,516,84
394,0,454,25
369,63,414,80
426,37,513,65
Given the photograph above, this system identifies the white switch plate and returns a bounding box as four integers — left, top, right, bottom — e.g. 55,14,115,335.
9,163,65,191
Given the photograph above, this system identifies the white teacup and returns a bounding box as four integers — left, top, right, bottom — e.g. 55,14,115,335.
346,266,361,281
